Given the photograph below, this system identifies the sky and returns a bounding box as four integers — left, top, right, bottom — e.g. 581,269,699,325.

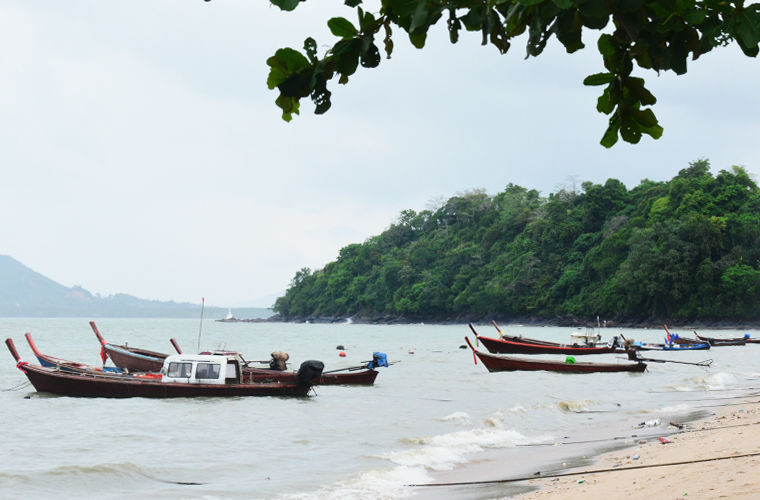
1,2,759,308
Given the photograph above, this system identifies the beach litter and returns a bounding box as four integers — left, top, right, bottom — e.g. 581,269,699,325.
658,437,672,444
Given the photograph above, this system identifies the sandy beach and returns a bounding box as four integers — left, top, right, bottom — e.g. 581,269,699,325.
514,397,760,499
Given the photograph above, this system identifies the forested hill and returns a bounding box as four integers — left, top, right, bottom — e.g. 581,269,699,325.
273,160,760,325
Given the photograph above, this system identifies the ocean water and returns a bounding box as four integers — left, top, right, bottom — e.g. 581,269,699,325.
1,319,758,499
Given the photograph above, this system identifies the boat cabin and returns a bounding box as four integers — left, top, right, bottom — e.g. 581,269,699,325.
570,327,602,346
160,354,241,385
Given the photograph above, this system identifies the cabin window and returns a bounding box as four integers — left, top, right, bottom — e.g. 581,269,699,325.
167,362,192,378
195,363,221,380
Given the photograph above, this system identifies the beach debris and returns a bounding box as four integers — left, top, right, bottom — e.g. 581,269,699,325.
336,345,345,350
339,351,346,357
669,421,684,429
632,454,640,460
577,479,585,484
658,437,672,444
636,418,661,428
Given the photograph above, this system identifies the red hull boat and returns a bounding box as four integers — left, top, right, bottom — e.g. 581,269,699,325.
465,337,646,373
169,338,383,386
694,332,750,346
25,332,123,376
91,321,167,372
7,338,317,398
470,324,622,355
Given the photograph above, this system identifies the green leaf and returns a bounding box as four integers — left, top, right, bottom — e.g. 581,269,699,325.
600,121,619,148
683,10,707,25
596,87,614,114
409,30,427,49
633,108,658,128
266,48,311,89
517,0,544,6
597,34,615,56
331,38,362,76
270,0,303,12
583,72,614,86
345,0,362,6
328,17,359,38
551,0,573,8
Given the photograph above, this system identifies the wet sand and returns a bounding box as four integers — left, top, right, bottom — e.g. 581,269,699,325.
514,398,760,499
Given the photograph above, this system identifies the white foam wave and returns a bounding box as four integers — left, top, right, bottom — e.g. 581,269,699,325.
557,399,596,412
276,465,429,500
437,411,471,425
392,428,552,470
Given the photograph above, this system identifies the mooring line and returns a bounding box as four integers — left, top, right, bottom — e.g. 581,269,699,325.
2,381,31,391
408,451,760,487
516,420,760,448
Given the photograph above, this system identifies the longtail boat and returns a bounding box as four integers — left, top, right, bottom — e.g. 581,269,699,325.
694,331,750,346
24,332,123,376
91,321,167,372
633,341,710,351
662,325,707,346
6,338,322,398
470,324,623,355
465,337,646,373
169,338,383,386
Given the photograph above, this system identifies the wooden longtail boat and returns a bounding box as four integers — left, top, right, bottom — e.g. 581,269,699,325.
169,338,382,386
24,332,123,376
694,332,750,346
662,325,720,347
633,341,710,351
6,338,321,398
91,321,167,372
470,324,623,355
465,337,646,373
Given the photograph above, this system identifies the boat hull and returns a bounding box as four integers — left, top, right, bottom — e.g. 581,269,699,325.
104,344,166,372
466,337,645,373
476,335,620,355
246,367,379,385
18,364,311,398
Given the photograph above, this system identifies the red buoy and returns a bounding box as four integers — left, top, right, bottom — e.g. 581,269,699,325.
339,351,346,357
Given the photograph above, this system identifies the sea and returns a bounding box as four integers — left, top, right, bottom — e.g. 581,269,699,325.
2,318,759,500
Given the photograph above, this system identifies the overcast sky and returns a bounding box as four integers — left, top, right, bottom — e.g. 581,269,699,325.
2,2,758,308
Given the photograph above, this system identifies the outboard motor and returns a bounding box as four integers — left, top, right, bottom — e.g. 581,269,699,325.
296,360,324,387
366,352,389,369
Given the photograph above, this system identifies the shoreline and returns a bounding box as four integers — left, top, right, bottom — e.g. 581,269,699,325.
511,394,760,499
259,316,760,330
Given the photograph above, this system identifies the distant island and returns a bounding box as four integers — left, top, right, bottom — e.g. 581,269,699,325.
0,255,273,319
272,160,760,327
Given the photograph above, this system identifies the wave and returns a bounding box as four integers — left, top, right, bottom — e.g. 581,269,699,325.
393,427,552,470
276,464,429,500
0,462,205,492
437,411,471,425
556,399,597,413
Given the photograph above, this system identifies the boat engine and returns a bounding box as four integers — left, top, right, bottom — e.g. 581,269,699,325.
366,352,388,369
296,360,325,387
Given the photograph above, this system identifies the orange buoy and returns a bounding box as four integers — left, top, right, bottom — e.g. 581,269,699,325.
339,351,346,357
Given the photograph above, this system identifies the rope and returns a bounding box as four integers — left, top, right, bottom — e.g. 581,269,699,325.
515,418,760,448
2,381,31,392
408,451,760,487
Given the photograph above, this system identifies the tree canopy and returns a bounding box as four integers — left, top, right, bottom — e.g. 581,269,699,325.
267,1,759,147
273,160,760,324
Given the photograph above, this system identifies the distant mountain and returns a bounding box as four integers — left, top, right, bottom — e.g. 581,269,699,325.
0,255,272,319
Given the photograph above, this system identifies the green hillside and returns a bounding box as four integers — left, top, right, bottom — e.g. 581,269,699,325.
274,160,760,324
